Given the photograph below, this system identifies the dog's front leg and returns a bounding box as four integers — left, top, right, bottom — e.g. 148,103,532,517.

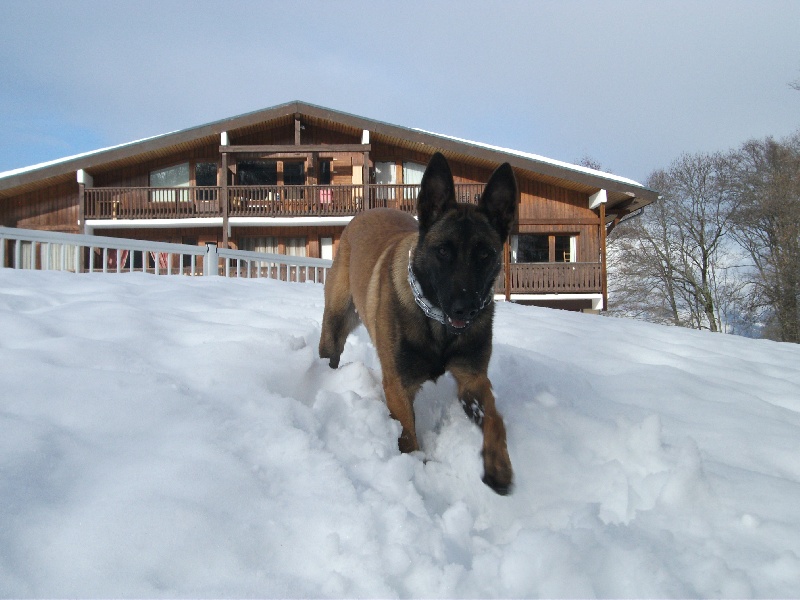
451,367,513,495
381,371,420,453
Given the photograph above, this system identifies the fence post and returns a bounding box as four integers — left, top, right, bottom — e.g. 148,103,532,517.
204,243,219,276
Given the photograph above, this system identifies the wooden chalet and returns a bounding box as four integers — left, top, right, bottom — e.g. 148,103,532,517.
0,101,658,311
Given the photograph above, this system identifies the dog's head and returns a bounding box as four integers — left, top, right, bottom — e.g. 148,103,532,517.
412,152,517,332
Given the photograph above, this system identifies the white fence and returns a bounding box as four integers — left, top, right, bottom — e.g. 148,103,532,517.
0,226,332,284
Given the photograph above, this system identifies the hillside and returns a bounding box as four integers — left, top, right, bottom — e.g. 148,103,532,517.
1,269,799,597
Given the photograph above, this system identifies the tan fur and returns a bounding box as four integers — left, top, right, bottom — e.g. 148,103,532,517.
319,208,514,493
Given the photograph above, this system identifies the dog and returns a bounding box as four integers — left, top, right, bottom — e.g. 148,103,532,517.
319,152,517,494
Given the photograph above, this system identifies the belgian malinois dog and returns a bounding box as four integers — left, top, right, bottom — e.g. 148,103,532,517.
319,152,516,494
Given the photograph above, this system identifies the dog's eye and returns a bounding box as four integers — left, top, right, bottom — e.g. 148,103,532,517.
476,247,495,261
437,245,452,260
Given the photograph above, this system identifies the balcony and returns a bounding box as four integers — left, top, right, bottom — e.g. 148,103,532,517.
84,184,485,220
496,263,603,295
82,184,603,298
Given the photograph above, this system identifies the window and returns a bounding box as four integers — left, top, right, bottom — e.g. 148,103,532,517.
318,160,332,185
239,236,306,257
151,163,190,187
238,161,277,185
45,243,79,271
374,162,396,185
285,237,307,257
374,161,396,204
554,235,574,263
320,237,333,261
195,162,217,186
514,234,550,263
512,234,576,263
403,162,425,201
240,237,278,254
150,163,190,202
284,162,306,186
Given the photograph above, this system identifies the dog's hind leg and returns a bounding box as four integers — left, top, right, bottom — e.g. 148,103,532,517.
319,296,359,369
451,367,514,495
319,236,361,369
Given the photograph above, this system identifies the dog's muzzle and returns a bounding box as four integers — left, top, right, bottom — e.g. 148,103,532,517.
407,250,492,332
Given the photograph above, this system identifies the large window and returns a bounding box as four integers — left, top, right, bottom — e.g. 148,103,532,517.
283,162,306,186
239,236,306,257
515,234,550,263
374,161,396,204
402,161,425,201
150,163,190,202
150,162,190,187
195,162,217,186
238,161,278,186
512,234,576,263
374,162,396,185
240,236,278,254
285,237,307,256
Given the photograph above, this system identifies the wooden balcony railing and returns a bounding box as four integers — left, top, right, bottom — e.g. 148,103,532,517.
84,184,485,220
228,185,364,217
85,187,220,219
495,263,603,295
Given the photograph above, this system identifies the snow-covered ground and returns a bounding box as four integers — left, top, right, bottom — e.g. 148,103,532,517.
1,268,799,598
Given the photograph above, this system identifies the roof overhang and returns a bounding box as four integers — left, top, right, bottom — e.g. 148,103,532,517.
0,100,659,212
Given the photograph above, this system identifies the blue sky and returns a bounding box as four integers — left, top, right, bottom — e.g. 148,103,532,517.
1,0,798,183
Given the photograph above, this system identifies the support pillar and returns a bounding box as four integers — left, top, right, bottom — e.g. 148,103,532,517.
599,201,608,311
221,131,229,248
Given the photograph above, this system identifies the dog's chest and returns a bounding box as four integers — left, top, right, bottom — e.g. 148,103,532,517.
394,320,488,387
396,334,449,385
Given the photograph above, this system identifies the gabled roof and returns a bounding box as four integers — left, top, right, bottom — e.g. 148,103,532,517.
0,100,659,210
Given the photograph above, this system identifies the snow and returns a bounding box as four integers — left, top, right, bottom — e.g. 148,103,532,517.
0,131,177,180
412,128,647,188
1,268,799,598
1,119,643,193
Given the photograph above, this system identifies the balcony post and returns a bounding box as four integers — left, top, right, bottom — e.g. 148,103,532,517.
359,130,370,211
599,201,608,311
77,169,94,272
221,132,229,247
362,150,370,211
590,189,608,311
76,169,93,235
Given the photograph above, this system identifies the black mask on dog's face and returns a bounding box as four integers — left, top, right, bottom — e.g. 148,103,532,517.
412,153,517,331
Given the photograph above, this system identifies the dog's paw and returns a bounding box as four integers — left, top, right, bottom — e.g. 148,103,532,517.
482,469,513,495
481,445,513,495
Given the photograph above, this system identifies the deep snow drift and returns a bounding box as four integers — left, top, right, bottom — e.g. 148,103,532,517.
1,269,799,598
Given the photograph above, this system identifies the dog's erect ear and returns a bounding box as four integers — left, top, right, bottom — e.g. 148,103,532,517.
479,163,517,241
417,152,456,232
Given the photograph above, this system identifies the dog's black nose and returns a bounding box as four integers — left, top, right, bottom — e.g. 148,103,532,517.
451,300,479,320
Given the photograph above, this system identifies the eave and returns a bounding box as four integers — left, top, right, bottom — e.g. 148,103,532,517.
0,100,659,212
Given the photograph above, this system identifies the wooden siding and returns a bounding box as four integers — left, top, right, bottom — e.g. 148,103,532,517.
0,180,80,232
515,177,601,263
2,127,609,302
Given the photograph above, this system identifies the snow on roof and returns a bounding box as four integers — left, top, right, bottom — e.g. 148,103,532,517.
2,109,644,192
0,130,178,180
413,128,646,188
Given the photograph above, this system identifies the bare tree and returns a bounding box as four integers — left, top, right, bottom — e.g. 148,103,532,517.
730,133,800,342
608,152,743,331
